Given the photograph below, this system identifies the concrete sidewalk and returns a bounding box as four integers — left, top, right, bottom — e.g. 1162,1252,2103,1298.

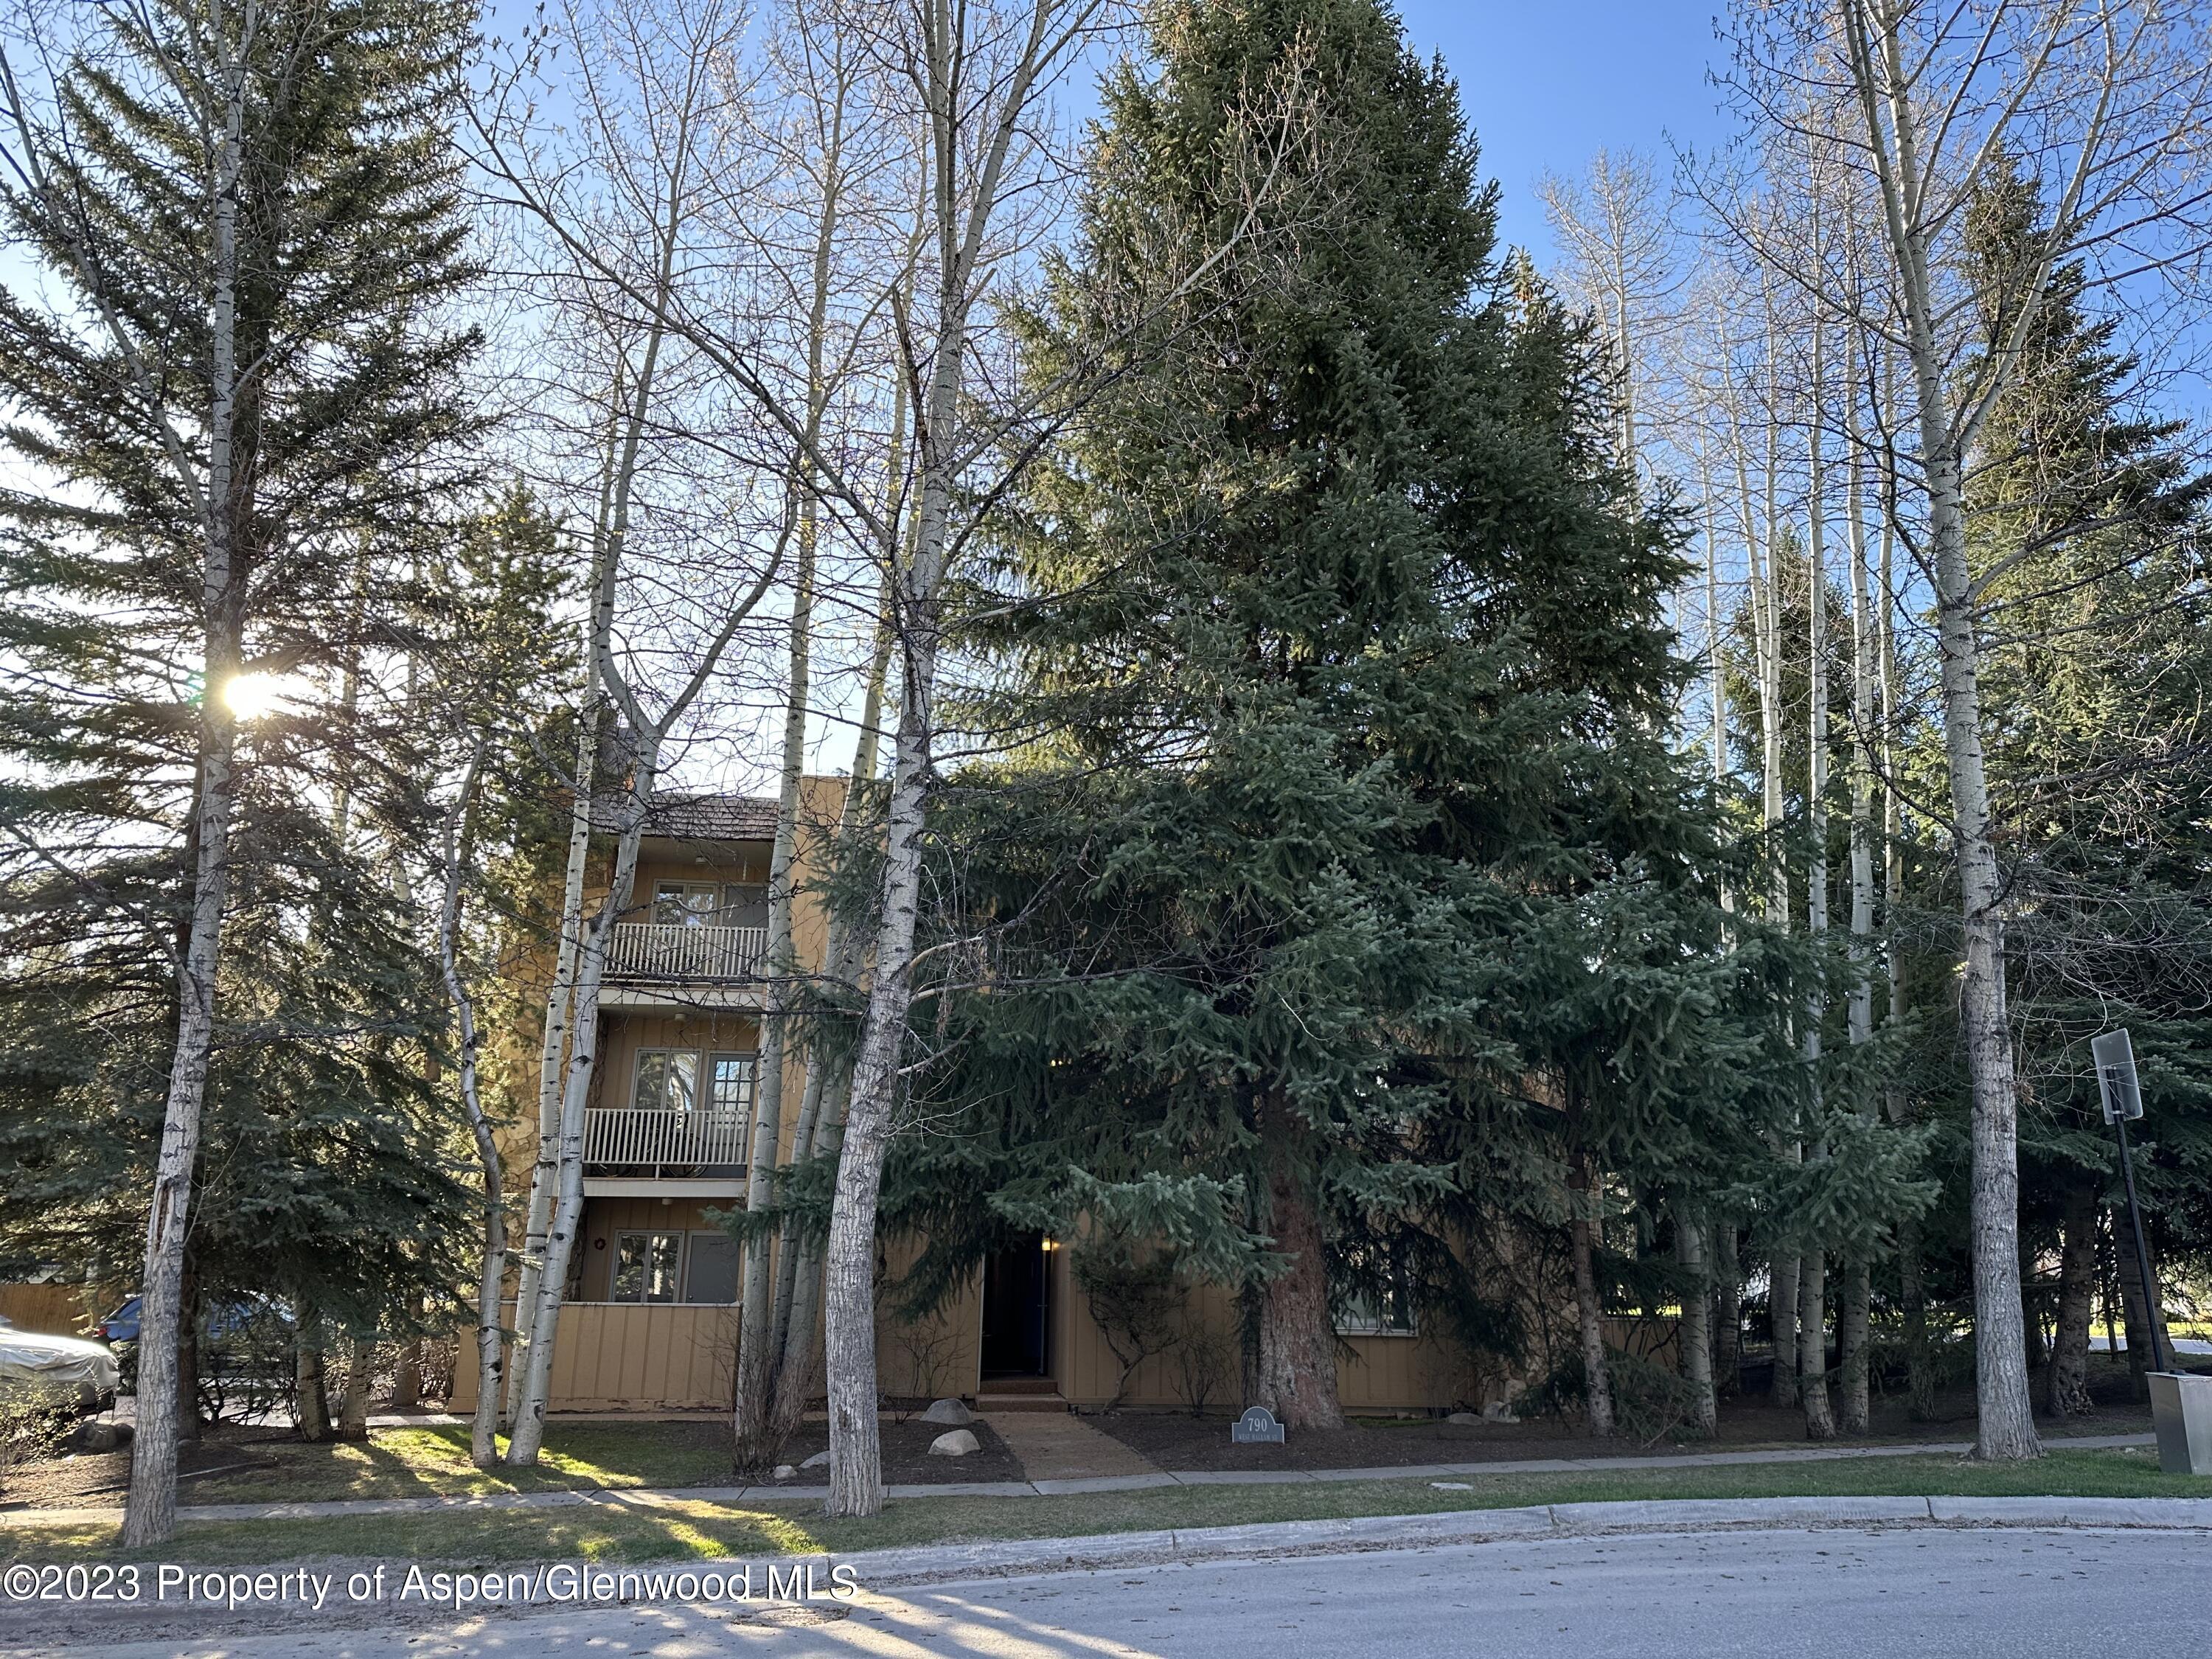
0,1430,2163,1528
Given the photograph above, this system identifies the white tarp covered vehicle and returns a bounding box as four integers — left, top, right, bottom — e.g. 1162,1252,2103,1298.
0,1316,119,1413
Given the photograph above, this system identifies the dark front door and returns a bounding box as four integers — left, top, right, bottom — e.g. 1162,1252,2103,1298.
980,1236,1051,1378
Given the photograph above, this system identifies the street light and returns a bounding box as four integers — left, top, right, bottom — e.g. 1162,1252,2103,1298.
2091,1028,2163,1375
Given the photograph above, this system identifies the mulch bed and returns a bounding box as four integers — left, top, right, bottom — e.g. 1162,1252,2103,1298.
762,1413,1025,1486
1090,1390,2160,1474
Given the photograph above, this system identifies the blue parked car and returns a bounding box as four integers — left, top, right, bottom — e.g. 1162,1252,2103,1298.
94,1296,279,1345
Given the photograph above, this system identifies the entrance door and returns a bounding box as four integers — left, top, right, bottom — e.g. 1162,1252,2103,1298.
980,1236,1051,1378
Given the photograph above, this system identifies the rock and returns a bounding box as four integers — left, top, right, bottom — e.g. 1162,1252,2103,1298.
800,1450,830,1469
773,1464,797,1481
928,1429,980,1458
71,1420,130,1454
1444,1411,1481,1426
1481,1401,1520,1424
917,1397,974,1426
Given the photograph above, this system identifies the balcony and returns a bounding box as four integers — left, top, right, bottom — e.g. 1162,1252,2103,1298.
606,922,768,983
582,1107,748,1178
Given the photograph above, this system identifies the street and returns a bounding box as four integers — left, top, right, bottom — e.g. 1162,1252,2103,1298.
22,1526,2205,1659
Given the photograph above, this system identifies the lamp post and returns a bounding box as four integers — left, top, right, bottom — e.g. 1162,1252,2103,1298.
2090,1029,2163,1376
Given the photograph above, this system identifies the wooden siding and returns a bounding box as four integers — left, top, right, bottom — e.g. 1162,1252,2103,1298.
0,1283,100,1335
449,1301,737,1413
1044,1262,1475,1413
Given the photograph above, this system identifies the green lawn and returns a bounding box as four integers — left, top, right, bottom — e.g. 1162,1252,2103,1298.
4,1447,2203,1569
187,1422,735,1505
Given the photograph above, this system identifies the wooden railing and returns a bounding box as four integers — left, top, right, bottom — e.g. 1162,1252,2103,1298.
582,1107,748,1172
605,922,768,982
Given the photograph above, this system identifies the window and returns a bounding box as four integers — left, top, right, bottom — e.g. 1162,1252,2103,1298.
684,1232,740,1304
611,1232,682,1302
652,882,719,928
707,1052,756,1117
1335,1250,1418,1337
720,883,769,930
633,1048,698,1113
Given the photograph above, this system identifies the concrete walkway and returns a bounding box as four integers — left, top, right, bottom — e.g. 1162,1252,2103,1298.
978,1411,1162,1482
0,1430,2162,1528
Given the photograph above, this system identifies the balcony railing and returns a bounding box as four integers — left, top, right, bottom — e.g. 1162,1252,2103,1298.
605,922,768,983
583,1107,748,1175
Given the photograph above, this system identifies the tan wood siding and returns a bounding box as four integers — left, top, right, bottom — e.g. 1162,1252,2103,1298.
0,1283,100,1335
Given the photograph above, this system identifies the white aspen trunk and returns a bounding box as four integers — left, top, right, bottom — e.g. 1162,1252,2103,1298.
1748,336,1797,1412
735,85,846,1470
123,35,247,1548
1801,327,1834,1442
505,111,707,1444
821,653,936,1515
819,0,1088,1520
1676,1208,1717,1434
507,680,598,1425
1847,1,2039,1458
1840,397,1879,1436
766,513,901,1440
1568,1141,1615,1439
505,757,658,1466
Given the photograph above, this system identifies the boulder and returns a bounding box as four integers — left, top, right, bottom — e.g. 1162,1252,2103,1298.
917,1397,974,1427
928,1429,981,1458
773,1464,797,1481
800,1449,830,1469
1444,1411,1481,1426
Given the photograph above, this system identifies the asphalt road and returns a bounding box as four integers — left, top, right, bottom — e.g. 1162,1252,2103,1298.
22,1526,2208,1659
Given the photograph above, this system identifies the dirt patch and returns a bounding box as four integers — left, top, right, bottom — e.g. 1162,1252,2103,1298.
761,1414,1025,1486
2,1425,291,1510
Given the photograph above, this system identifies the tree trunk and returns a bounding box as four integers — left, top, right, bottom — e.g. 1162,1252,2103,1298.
1838,1257,1871,1435
391,1340,423,1412
507,756,658,1465
1770,1252,1799,1408
1897,1214,1935,1419
1568,1151,1615,1438
821,658,937,1518
734,511,816,1481
1676,1210,1717,1435
508,691,597,1425
1714,1221,1741,1397
2115,1221,2174,1400
175,1267,201,1448
296,1328,332,1443
335,1338,373,1441
1251,1092,1343,1431
1857,10,2039,1461
439,754,508,1469
120,46,246,1548
2044,1185,2096,1418
1800,1249,1834,1439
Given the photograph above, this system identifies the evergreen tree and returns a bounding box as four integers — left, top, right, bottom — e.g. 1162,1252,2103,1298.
885,0,1734,1433
1952,159,2212,1410
0,0,485,1537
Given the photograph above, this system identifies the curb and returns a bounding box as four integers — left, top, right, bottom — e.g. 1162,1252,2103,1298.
820,1493,2212,1587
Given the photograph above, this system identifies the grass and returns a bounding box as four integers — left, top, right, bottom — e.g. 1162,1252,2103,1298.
194,1422,734,1504
3,1447,2203,1569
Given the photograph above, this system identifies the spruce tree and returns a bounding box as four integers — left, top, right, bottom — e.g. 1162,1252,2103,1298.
1953,160,2212,1409
886,0,1728,1432
0,0,484,1538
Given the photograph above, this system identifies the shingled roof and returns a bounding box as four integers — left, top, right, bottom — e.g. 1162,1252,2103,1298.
588,791,780,841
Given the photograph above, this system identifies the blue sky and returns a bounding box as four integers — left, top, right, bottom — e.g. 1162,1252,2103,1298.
1391,1,1735,261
